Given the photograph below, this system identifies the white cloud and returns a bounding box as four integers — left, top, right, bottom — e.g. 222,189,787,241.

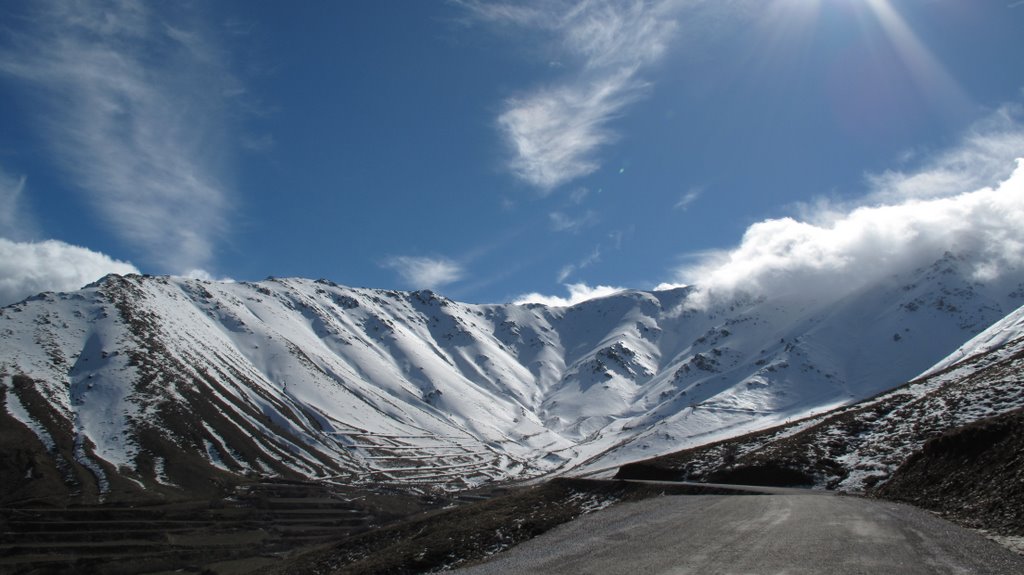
498,69,645,190
180,268,234,283
468,0,679,191
569,187,590,204
514,282,625,307
0,166,35,241
865,104,1024,203
549,209,599,233
673,158,1024,307
0,238,139,306
0,165,144,304
455,1,548,27
0,1,237,273
654,281,687,291
383,256,465,290
665,104,1024,307
673,187,702,211
556,246,602,282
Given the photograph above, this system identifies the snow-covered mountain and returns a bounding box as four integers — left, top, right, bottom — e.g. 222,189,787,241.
1,252,1021,500
616,299,1024,492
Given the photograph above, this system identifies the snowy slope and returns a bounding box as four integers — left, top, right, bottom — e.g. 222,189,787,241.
617,300,1024,492
1,252,1021,498
919,296,1024,378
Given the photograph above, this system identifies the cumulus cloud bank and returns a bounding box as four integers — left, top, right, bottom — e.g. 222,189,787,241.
0,239,140,306
693,165,1023,298
669,168,1024,309
0,0,236,273
464,0,678,191
515,282,625,307
659,104,1024,307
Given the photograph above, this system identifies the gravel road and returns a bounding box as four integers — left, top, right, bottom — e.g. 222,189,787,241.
452,492,1024,574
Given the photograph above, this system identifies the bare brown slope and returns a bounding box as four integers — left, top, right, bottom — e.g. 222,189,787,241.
876,407,1024,535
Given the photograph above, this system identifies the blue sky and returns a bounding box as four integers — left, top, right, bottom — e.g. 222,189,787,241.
2,0,1024,306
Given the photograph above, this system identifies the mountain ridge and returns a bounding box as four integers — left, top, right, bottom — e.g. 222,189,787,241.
615,301,1024,492
1,253,1021,502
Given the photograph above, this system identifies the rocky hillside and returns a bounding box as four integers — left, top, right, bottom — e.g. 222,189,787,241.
876,407,1024,536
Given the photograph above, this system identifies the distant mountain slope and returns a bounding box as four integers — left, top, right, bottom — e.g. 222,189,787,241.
1,252,1021,502
616,302,1024,492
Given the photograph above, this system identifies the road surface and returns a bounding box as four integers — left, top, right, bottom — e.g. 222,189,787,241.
452,491,1024,574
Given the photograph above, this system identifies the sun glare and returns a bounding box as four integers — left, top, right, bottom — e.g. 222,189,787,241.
860,0,971,119
768,0,970,122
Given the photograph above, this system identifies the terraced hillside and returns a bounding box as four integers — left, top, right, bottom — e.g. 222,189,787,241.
0,479,447,575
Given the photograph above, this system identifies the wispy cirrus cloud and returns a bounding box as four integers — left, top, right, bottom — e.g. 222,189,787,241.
549,209,599,233
382,256,465,290
0,0,238,274
673,186,702,211
0,166,35,241
557,246,601,282
864,103,1024,203
497,69,644,190
462,0,680,191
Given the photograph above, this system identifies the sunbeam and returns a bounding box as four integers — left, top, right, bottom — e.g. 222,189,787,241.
861,0,972,119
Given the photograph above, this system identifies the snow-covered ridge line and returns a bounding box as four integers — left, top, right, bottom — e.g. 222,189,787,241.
1,254,1022,498
917,302,1024,379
